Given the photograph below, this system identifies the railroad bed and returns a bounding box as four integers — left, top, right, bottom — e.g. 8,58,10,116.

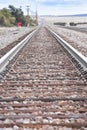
0,27,35,58
0,27,87,130
49,25,87,57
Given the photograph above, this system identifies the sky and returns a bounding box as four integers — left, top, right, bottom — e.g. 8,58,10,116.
0,0,87,16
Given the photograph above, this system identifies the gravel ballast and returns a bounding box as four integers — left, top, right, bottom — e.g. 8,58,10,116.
0,27,35,50
0,26,87,58
49,25,87,57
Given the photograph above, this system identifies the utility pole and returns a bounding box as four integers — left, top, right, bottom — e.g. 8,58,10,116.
36,9,38,25
19,6,22,13
20,6,22,10
26,5,30,16
35,1,38,25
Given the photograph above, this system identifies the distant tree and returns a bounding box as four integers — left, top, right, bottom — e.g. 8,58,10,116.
0,8,15,26
9,5,27,26
1,8,11,18
0,5,37,27
54,22,66,26
69,22,77,26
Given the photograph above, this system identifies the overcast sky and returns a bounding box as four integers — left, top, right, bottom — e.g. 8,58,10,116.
0,0,87,16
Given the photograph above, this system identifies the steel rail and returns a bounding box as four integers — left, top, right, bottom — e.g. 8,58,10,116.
0,27,39,73
46,27,87,71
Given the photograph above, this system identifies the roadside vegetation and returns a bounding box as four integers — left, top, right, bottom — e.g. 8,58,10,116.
0,5,37,27
54,22,66,26
54,21,87,26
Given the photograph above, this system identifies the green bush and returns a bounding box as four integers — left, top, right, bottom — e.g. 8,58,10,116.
69,22,77,26
0,8,15,26
0,5,37,27
54,22,66,26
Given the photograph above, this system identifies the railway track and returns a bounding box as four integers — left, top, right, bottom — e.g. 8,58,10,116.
0,27,87,130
